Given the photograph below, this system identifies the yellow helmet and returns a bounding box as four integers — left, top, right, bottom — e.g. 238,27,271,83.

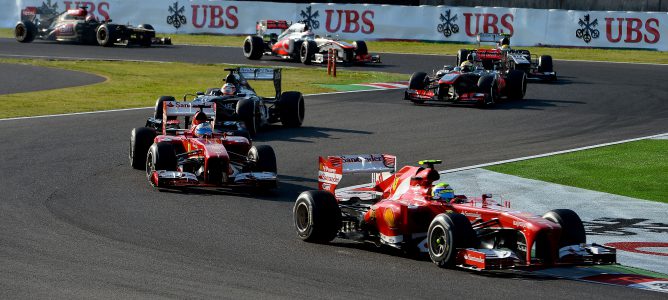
501,44,510,50
460,61,474,72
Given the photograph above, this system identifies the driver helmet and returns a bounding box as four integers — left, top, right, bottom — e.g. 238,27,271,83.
222,83,236,96
194,122,213,138
85,14,97,22
500,44,510,50
460,61,474,73
432,183,455,201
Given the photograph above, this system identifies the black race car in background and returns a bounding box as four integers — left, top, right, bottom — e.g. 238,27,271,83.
14,6,169,47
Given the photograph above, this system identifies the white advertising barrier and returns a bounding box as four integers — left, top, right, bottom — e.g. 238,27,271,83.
2,1,667,51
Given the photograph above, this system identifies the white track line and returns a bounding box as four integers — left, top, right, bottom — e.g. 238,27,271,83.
441,132,668,173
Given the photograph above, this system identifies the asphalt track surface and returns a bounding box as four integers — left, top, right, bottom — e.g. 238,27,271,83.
0,63,105,94
1,39,668,298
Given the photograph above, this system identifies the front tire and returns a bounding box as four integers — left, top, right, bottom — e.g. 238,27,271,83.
477,75,498,107
457,49,470,65
129,127,156,169
538,55,554,73
278,91,305,127
137,24,154,47
96,24,117,47
428,213,477,268
248,145,277,173
293,190,341,242
300,40,317,65
243,35,264,60
542,209,586,248
146,142,178,182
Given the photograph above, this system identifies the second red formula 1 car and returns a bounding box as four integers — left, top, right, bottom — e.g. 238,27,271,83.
293,155,616,270
129,100,277,189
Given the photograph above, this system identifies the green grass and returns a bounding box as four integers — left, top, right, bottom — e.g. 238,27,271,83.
486,140,668,203
2,28,668,64
0,58,405,118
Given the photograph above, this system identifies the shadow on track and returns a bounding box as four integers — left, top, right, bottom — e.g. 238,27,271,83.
253,125,373,143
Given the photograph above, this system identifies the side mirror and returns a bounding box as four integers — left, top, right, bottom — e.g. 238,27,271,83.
196,92,204,96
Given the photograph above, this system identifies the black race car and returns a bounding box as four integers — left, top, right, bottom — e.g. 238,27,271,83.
14,6,167,47
145,67,305,137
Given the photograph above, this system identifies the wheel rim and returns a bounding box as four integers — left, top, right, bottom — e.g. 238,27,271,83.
295,202,310,233
99,29,106,41
300,45,307,60
16,26,25,38
146,151,154,178
243,40,251,54
430,225,448,257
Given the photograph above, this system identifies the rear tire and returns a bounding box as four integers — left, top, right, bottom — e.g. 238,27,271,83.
300,40,317,65
243,35,264,60
129,127,156,169
15,21,36,43
428,213,477,268
505,70,527,100
236,98,258,136
278,91,305,127
153,96,176,121
293,190,341,243
542,209,586,248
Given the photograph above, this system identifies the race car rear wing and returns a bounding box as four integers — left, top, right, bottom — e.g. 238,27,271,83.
477,33,511,46
256,20,290,36
318,154,397,193
226,67,282,99
162,100,215,133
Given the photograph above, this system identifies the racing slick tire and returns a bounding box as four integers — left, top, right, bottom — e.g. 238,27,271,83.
243,35,264,60
408,72,429,104
153,96,176,121
477,75,498,107
538,55,554,73
505,70,527,100
137,24,154,47
293,190,342,243
146,142,178,182
130,127,156,170
96,24,117,47
457,49,470,65
542,209,587,248
353,40,368,55
248,145,277,173
300,40,317,65
289,40,303,61
15,21,36,43
278,91,305,127
236,98,259,137
428,213,477,268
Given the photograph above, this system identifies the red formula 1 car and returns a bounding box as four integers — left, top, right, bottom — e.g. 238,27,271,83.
129,100,277,189
243,20,380,65
293,155,616,270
